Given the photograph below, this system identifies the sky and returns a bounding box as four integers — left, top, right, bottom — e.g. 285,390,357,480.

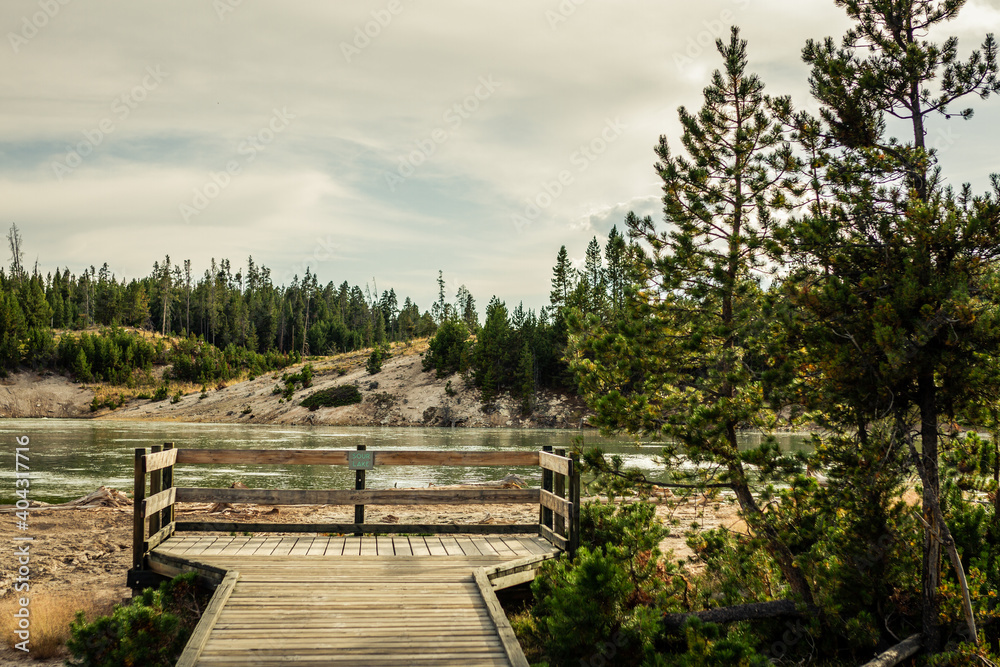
3,0,1000,314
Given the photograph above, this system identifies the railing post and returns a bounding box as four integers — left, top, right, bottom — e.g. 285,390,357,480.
541,446,553,530
149,444,162,537
132,448,146,570
162,442,174,529
354,444,366,536
554,448,566,537
569,451,581,557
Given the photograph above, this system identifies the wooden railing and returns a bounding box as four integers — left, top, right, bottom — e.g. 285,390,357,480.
131,443,579,573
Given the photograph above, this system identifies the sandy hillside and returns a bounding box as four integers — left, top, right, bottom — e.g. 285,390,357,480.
0,372,93,420
1,344,591,428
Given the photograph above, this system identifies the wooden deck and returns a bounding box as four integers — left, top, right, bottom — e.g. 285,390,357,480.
128,446,579,665
151,535,556,666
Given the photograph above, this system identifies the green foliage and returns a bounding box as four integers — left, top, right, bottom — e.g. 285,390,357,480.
55,328,160,385
366,345,389,375
525,547,667,666
66,572,206,667
518,501,682,666
300,385,362,410
422,319,469,378
150,385,169,402
674,618,770,667
168,336,293,385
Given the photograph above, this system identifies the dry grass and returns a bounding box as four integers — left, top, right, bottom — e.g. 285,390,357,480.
0,591,116,659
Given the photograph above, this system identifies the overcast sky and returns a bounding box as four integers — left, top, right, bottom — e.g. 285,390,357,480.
3,0,1000,313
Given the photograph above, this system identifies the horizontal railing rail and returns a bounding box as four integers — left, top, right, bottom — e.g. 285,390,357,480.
130,444,579,579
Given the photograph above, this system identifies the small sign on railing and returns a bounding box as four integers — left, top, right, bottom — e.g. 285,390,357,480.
348,450,375,470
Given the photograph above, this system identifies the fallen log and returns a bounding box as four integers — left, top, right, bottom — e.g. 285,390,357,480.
859,634,922,667
662,599,816,632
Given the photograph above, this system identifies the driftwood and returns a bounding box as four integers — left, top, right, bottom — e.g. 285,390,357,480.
429,474,528,489
208,481,249,513
662,599,815,632
859,633,922,667
0,486,131,511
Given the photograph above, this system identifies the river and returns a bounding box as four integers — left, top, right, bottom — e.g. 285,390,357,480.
0,419,813,503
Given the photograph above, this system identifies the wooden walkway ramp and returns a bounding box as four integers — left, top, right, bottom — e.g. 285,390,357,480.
153,535,554,666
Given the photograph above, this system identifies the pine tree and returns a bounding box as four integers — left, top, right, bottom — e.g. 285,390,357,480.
605,225,628,316
582,237,605,314
473,297,511,402
782,0,1000,649
571,27,809,601
549,245,574,312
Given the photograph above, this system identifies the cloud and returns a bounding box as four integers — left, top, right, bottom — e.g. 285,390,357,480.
1,0,996,311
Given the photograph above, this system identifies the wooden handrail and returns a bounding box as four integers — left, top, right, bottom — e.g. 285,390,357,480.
130,447,581,581
146,448,178,472
174,487,540,506
175,449,541,466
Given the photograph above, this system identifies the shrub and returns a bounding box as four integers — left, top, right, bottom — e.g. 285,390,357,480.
66,572,207,667
300,385,362,410
366,345,389,375
151,385,169,402
519,500,683,665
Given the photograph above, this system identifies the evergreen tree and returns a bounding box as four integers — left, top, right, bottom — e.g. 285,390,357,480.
780,0,1000,649
571,28,809,600
604,225,628,316
473,297,511,402
549,245,574,312
582,237,605,314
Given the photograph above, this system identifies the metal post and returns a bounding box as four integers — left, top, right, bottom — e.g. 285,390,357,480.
354,444,366,535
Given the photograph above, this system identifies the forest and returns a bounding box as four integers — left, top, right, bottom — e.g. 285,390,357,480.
7,0,1000,664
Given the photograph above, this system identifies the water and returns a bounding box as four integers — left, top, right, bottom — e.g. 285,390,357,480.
0,419,812,504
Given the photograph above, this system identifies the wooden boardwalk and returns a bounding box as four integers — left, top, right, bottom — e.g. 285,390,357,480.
151,535,554,666
128,446,579,665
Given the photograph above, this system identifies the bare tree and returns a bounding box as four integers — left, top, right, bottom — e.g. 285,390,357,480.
6,223,24,283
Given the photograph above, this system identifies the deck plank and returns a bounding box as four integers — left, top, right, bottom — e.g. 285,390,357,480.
153,535,540,667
